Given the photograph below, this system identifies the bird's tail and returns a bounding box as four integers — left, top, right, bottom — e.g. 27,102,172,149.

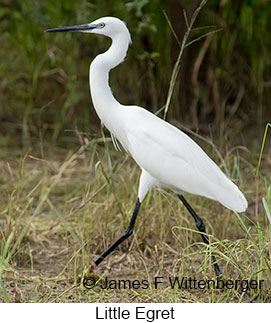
215,180,247,212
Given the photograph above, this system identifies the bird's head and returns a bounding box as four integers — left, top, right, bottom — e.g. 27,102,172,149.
45,16,131,43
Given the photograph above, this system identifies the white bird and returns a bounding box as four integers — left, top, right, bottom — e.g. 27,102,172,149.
46,17,247,276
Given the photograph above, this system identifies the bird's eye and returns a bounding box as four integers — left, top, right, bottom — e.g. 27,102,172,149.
99,22,105,28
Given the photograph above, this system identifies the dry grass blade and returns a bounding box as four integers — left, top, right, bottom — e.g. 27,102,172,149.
163,0,209,120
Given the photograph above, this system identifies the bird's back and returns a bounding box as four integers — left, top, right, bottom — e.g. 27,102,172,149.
120,105,247,212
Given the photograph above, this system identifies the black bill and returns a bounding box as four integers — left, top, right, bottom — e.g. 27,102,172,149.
45,23,97,33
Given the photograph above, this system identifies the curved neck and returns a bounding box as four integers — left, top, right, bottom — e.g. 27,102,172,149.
89,33,130,132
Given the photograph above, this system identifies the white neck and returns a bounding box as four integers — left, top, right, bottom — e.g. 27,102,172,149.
89,32,130,134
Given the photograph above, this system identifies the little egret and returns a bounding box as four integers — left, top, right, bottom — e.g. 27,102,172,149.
46,17,247,276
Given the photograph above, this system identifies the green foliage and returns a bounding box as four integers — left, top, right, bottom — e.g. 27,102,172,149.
1,0,270,145
207,0,271,124
0,0,170,145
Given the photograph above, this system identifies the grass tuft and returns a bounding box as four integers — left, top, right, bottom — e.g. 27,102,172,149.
0,134,270,302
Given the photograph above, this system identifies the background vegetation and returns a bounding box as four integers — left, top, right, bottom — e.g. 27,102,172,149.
0,0,270,302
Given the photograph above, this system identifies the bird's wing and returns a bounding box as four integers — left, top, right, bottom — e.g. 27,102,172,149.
123,106,247,212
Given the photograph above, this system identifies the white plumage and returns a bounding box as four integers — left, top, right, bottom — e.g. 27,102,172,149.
46,16,247,274
86,17,247,213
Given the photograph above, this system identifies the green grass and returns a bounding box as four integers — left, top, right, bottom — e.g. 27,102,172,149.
0,130,270,302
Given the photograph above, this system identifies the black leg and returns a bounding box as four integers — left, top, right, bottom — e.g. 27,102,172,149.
177,194,222,277
94,198,141,266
